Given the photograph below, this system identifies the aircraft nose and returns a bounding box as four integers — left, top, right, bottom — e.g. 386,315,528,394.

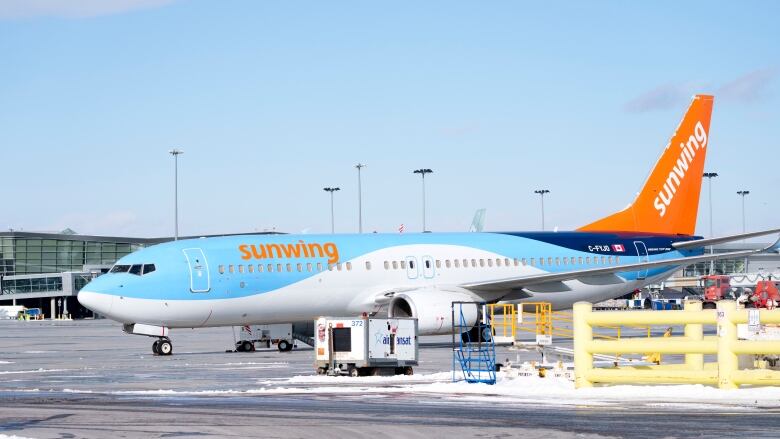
77,290,114,316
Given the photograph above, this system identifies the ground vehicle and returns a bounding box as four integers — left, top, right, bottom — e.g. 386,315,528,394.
0,306,26,320
314,317,418,376
700,275,733,308
747,280,780,309
234,323,295,352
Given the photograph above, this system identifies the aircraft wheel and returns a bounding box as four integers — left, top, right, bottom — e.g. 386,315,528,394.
158,339,173,356
152,340,160,355
278,340,291,352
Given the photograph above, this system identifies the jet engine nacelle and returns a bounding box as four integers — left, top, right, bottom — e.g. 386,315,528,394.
387,289,479,335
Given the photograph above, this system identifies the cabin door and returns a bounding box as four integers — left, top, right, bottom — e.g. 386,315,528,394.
183,248,211,293
633,241,649,280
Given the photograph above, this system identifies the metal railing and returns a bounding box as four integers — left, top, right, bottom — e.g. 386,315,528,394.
574,300,780,389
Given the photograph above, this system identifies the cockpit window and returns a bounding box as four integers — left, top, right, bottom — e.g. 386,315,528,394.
110,265,130,273
129,264,142,275
142,264,156,275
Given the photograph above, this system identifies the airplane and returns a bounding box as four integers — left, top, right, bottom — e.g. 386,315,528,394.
78,94,780,356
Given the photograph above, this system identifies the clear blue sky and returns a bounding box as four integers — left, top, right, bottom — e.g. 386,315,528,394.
1,1,778,238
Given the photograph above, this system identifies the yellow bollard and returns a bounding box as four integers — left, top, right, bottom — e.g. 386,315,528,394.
684,300,704,370
717,300,739,390
573,301,594,388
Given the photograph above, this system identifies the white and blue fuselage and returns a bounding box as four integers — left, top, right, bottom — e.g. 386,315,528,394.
78,231,699,331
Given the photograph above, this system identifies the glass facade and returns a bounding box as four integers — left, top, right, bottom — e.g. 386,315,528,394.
0,235,147,276
1,276,62,295
683,258,747,277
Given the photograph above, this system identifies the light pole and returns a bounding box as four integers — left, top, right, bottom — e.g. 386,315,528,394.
737,190,750,272
737,190,750,234
703,172,718,274
169,149,184,240
355,163,366,233
323,187,340,234
413,169,433,232
534,189,550,231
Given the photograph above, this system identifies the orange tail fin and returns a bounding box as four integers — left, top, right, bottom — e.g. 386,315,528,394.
578,94,714,236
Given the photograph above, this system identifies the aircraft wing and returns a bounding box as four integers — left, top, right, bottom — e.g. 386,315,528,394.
671,227,780,250
461,236,780,292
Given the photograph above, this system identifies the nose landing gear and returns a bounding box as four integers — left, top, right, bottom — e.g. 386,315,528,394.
152,338,173,356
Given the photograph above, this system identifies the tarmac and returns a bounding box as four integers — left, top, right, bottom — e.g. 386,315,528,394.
1,319,779,438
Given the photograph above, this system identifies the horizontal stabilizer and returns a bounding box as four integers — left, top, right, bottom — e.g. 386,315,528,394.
672,227,780,250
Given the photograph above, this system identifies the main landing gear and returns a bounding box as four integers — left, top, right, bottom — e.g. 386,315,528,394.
152,337,173,356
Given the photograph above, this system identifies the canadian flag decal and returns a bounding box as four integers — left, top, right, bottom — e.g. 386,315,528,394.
612,244,625,252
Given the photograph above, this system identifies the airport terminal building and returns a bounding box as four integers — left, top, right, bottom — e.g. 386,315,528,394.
0,231,168,318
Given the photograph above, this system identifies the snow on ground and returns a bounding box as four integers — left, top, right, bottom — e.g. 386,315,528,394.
36,372,780,409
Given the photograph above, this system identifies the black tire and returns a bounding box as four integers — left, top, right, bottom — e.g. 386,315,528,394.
316,367,327,375
241,341,253,352
158,339,173,356
404,366,413,376
348,366,359,377
278,340,291,352
152,340,160,355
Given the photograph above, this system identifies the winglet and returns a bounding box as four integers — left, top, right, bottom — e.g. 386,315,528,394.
578,95,714,235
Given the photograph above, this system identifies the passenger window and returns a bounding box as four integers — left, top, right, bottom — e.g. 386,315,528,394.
384,261,389,270
317,262,323,271
129,264,142,275
514,258,520,266
218,265,225,274
238,265,244,273
401,261,407,269
277,263,282,272
616,256,620,264
296,263,302,272
562,258,567,266
578,257,583,265
392,261,398,269
521,258,527,266
463,259,468,268
365,261,371,270
586,257,591,264
328,263,334,271
229,265,235,274
142,264,156,275
425,260,431,269
505,258,510,266
555,257,560,266
608,256,614,264
346,262,352,271
486,259,492,267
539,258,544,266
267,264,273,272
435,260,441,269
337,263,343,271
258,264,264,272
601,256,606,265
471,259,477,267
530,258,535,266
548,257,553,266
454,259,460,268
445,260,451,268
248,264,254,273
307,262,312,272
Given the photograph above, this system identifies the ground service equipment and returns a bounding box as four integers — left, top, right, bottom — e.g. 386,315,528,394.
235,323,295,352
314,317,418,377
700,275,733,308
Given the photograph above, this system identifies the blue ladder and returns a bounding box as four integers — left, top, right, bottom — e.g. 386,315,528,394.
452,302,497,385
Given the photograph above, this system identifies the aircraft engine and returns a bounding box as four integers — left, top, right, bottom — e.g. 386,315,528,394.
388,289,478,335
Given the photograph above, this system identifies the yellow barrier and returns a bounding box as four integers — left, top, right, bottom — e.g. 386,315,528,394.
487,303,516,342
573,300,780,389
